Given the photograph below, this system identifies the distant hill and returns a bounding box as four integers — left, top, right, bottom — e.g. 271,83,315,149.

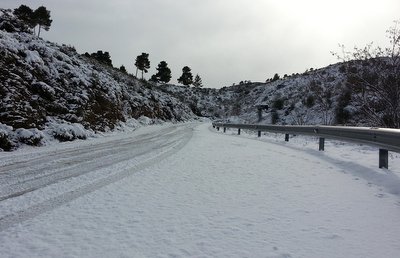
160,63,356,126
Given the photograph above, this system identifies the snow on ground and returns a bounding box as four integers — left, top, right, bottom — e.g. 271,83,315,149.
0,123,400,258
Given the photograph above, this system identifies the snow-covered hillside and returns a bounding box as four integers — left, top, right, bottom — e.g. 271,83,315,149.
0,9,200,150
159,64,352,126
0,8,393,151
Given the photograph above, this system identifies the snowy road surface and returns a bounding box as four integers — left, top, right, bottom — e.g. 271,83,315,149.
0,123,400,257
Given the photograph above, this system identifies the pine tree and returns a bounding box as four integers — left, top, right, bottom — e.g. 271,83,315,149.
89,50,113,66
154,61,171,83
177,66,193,86
193,74,203,88
13,5,36,32
134,53,150,79
149,74,158,83
33,6,52,37
120,65,127,73
272,73,280,81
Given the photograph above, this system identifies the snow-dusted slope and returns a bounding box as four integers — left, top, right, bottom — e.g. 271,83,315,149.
0,8,391,152
160,64,353,126
0,27,197,150
0,123,399,257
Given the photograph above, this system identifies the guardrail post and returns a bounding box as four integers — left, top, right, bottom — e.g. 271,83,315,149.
258,131,261,137
379,149,389,169
319,137,325,151
285,134,289,142
223,127,226,133
238,128,241,135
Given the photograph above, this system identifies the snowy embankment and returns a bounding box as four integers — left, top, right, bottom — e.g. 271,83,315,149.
0,123,400,257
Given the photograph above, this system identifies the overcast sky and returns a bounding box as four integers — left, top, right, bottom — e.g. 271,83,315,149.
3,0,400,88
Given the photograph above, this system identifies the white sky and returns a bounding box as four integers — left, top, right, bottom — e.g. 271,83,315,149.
2,0,400,88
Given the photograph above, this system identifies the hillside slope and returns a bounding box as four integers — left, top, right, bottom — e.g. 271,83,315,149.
0,28,198,150
160,64,355,126
1,8,395,151
0,27,374,151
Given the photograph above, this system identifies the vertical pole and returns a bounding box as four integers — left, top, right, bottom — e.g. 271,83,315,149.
258,108,262,122
258,131,261,137
379,149,389,169
217,127,220,131
319,137,325,151
285,134,289,142
223,127,226,133
238,128,241,135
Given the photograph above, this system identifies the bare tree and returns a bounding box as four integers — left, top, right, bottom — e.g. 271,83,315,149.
333,20,400,128
307,75,334,125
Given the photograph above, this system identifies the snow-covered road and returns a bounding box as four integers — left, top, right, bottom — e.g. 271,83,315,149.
0,124,193,231
0,123,400,257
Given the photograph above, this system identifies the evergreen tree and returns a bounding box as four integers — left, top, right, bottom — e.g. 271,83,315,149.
149,74,159,83
89,50,113,66
134,53,150,79
13,5,36,31
102,51,112,66
178,66,193,86
154,61,171,83
120,65,127,73
33,6,52,37
193,74,203,88
272,73,280,81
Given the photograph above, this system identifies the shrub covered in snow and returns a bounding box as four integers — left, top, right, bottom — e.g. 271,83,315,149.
15,128,43,146
0,8,31,33
0,123,15,151
48,122,88,142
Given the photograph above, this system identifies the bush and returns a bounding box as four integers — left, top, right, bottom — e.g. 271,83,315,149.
305,95,315,108
0,124,15,151
335,107,351,124
271,111,279,124
15,128,43,146
18,128,42,145
327,76,336,82
0,131,14,151
335,89,352,124
272,98,284,110
51,123,88,141
30,82,56,100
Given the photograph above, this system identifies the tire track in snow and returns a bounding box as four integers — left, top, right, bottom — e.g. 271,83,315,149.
0,128,179,196
0,140,171,201
0,124,194,232
0,126,177,175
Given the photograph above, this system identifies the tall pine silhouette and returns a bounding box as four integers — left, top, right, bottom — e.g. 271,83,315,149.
134,53,150,79
178,66,193,86
153,61,172,83
193,74,203,88
33,6,52,37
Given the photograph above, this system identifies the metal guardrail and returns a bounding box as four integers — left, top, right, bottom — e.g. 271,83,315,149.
212,122,400,169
